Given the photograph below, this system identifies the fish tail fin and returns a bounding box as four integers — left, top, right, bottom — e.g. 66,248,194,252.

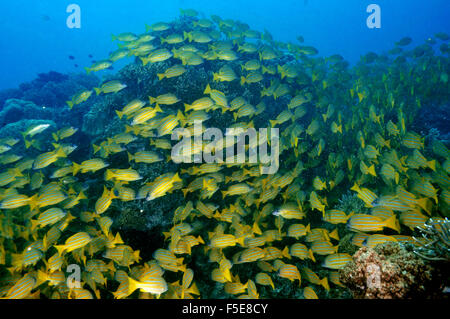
177,110,185,122
78,191,87,200
85,67,91,74
305,223,311,234
94,87,101,95
236,236,245,247
30,219,39,232
184,103,191,112
66,101,74,109
172,172,182,183
55,147,66,158
240,76,246,86
350,182,360,193
309,249,316,262
416,198,430,213
127,152,133,162
428,160,436,171
72,162,80,176
24,139,33,149
252,222,262,235
213,73,219,82
111,34,117,41
140,57,148,66
321,277,330,291
384,215,400,233
157,73,165,81
204,84,211,95
20,131,28,141
269,120,277,127
52,132,59,142
368,164,376,176
126,276,139,295
105,169,114,181
188,282,199,295
179,263,187,273
28,194,38,211
115,110,124,119
282,246,291,259
54,245,65,256
261,65,267,74
93,144,101,154
385,139,391,149
149,96,157,105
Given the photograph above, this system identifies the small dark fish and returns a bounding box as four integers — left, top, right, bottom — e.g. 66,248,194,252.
435,32,450,41
91,60,96,64
394,56,407,64
413,44,431,58
388,47,403,55
377,55,389,63
107,66,114,70
440,43,449,54
74,64,78,68
41,15,50,21
364,52,378,64
88,54,93,58
328,54,344,63
69,55,75,60
396,37,412,46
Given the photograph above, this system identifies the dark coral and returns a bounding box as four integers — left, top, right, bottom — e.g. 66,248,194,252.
0,71,99,110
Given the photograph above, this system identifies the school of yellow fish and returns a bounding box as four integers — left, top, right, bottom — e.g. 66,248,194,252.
0,9,449,299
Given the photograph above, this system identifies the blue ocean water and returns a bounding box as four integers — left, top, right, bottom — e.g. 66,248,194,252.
1,0,449,90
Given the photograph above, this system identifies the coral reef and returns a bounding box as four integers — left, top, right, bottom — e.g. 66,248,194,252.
334,192,370,216
413,218,450,262
413,104,450,141
18,71,98,109
339,242,444,298
0,72,100,141
0,12,449,300
0,88,21,110
81,97,124,138
0,99,53,127
337,233,359,256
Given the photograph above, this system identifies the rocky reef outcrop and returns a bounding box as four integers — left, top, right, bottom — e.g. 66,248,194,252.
339,242,445,298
